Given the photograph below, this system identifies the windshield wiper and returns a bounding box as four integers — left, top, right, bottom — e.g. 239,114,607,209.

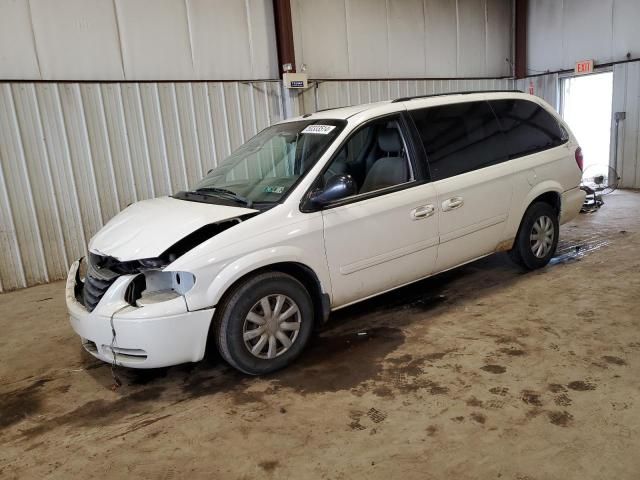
194,187,253,208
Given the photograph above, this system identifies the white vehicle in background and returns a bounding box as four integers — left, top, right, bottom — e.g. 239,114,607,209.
66,90,585,375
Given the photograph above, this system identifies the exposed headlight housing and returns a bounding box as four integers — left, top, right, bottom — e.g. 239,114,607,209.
91,252,170,275
125,270,195,307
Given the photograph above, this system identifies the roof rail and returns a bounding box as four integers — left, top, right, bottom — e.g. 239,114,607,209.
391,89,524,103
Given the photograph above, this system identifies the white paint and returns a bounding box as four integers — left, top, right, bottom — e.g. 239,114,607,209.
90,197,256,261
64,91,583,369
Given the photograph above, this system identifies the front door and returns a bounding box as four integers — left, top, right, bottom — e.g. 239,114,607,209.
318,114,439,307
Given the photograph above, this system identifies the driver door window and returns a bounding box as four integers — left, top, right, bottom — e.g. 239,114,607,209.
323,116,414,197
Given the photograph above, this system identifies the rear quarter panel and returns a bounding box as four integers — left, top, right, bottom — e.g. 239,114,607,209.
502,99,583,243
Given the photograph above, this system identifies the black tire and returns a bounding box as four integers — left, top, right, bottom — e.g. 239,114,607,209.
212,271,314,375
509,201,559,270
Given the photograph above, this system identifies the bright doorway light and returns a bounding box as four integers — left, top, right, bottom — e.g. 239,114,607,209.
560,72,613,171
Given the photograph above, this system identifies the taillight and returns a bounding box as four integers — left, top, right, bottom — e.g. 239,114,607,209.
575,147,584,171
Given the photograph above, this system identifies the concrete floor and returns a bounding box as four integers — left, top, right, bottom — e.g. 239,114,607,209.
1,190,639,479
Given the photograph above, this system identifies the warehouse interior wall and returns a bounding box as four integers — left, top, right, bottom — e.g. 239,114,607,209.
291,0,513,79
0,81,284,291
527,0,640,190
297,78,517,114
612,61,640,189
519,62,640,190
0,0,279,81
0,0,522,292
527,0,640,74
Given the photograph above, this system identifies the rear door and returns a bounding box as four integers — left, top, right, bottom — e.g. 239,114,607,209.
408,101,513,272
316,113,439,307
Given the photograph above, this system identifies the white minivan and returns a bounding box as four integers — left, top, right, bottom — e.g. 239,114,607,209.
66,91,585,374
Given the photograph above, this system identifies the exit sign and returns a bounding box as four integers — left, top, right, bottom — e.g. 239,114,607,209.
575,60,594,75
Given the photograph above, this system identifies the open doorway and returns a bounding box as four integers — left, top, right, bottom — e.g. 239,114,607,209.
560,71,614,172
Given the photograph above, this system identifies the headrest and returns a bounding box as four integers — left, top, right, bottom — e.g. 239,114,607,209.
378,128,402,153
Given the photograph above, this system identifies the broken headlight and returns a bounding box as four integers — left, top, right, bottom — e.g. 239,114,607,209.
125,270,196,307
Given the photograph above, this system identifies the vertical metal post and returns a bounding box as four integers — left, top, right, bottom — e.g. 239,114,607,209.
613,112,626,173
272,0,297,119
515,0,528,79
272,0,296,77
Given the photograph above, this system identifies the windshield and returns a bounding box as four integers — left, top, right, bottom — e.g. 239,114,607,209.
185,119,345,206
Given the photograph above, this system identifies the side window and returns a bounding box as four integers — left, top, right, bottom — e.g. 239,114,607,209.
409,101,506,181
490,99,566,159
323,116,414,195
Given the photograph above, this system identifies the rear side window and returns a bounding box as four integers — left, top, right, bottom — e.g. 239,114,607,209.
490,99,566,159
409,101,506,181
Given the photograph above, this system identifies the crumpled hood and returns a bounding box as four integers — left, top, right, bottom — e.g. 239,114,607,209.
89,196,257,261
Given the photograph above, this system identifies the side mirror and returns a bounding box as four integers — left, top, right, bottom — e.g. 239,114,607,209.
307,174,357,207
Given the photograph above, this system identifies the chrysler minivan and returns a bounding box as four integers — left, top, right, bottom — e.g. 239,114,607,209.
66,91,585,374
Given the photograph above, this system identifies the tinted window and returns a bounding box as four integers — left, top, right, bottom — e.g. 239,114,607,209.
409,101,506,181
490,99,566,159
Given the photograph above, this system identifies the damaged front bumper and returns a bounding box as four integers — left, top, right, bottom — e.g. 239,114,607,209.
66,259,214,369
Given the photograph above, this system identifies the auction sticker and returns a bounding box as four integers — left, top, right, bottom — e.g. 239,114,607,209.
302,125,336,135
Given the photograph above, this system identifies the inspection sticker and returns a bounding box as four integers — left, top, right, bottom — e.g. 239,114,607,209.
302,125,336,135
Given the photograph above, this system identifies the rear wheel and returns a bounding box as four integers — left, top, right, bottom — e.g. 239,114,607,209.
213,272,314,375
509,202,559,270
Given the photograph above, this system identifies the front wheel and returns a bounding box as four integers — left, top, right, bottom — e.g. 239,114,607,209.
509,202,559,270
212,272,314,375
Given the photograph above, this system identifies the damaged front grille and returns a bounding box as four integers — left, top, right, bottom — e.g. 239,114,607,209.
82,253,119,312
76,217,250,311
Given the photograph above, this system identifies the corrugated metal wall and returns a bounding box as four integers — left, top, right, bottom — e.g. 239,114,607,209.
0,76,571,292
516,73,560,109
296,78,518,114
612,61,640,188
0,81,284,292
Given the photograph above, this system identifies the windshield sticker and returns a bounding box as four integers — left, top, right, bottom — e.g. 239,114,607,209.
302,125,336,135
264,186,285,194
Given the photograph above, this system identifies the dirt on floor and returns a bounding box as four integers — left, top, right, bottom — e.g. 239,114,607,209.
1,190,640,480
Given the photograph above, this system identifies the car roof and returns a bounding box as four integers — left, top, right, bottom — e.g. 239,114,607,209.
284,90,546,123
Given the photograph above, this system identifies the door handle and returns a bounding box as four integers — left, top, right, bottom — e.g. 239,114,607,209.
442,196,464,212
410,204,435,220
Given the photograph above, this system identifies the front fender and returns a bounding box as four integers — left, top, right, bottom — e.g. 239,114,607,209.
192,246,330,311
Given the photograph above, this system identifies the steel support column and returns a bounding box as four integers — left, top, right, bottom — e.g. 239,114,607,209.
515,0,527,79
272,0,296,77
